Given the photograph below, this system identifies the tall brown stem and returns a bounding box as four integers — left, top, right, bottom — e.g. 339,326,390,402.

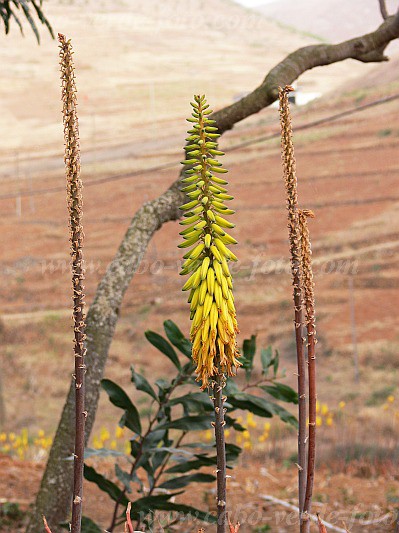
59,33,86,533
279,86,307,525
299,209,317,533
212,365,227,533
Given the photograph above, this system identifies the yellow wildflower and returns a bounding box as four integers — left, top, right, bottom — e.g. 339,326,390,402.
204,429,213,441
263,422,271,432
100,427,110,442
246,413,257,428
321,404,329,416
316,416,322,427
388,395,395,403
338,401,346,409
115,426,124,439
93,436,102,449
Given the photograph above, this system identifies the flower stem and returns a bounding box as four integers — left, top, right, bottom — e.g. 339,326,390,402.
212,364,227,533
299,210,317,532
59,33,86,533
279,86,307,525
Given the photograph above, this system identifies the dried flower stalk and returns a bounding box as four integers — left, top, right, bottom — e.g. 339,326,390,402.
278,85,307,520
43,516,52,533
124,502,134,533
299,209,317,530
59,33,86,533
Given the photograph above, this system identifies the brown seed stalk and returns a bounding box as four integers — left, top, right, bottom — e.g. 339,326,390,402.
59,33,86,533
278,85,307,521
299,209,317,530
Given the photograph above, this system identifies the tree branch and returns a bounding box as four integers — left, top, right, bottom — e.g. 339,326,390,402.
379,0,389,20
27,12,399,532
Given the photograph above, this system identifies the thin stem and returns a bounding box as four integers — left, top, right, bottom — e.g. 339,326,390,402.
212,366,227,533
299,209,317,533
133,432,187,531
108,371,190,532
279,86,307,521
59,33,86,533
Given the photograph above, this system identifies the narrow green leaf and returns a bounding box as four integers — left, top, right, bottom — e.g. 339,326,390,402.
83,465,129,506
166,456,215,474
115,464,132,493
159,472,215,490
101,379,142,435
260,346,273,374
131,366,158,401
84,447,126,459
163,320,192,358
168,392,213,412
259,383,298,405
243,335,256,359
145,330,181,370
157,415,211,432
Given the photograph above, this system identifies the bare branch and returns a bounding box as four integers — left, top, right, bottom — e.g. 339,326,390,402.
379,0,389,20
214,11,399,134
28,12,399,532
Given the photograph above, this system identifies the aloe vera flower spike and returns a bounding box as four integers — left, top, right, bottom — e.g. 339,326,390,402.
178,94,240,389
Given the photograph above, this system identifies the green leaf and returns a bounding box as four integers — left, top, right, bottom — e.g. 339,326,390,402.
163,320,192,358
227,393,274,418
243,335,256,359
156,415,211,432
260,383,298,405
101,379,142,435
229,392,298,427
145,330,181,370
131,366,158,401
260,346,273,374
159,472,215,490
270,403,298,427
166,456,215,474
225,415,246,432
84,447,126,459
225,443,242,462
115,464,132,493
241,335,256,379
83,465,129,506
128,493,215,523
168,392,213,413
273,350,280,377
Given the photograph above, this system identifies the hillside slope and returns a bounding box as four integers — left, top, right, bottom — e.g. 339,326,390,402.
257,0,399,46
